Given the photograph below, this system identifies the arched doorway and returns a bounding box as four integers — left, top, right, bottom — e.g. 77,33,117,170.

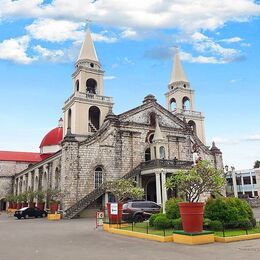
146,178,156,202
0,198,7,211
89,106,100,131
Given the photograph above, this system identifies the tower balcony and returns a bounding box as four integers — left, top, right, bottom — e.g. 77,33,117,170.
172,108,203,118
65,92,113,105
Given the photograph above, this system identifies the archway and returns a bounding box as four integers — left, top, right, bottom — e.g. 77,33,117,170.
170,98,177,111
188,120,197,134
146,178,156,202
89,106,100,131
182,96,190,110
86,78,97,94
0,198,7,211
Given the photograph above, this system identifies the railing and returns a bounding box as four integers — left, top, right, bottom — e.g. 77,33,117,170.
140,159,193,170
65,92,113,104
172,108,202,117
64,164,142,219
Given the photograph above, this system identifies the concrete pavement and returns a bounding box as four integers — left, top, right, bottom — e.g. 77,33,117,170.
1,212,260,260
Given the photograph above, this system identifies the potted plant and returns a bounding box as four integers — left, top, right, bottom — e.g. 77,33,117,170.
107,179,144,224
21,192,28,207
27,191,36,208
165,160,225,233
46,188,63,213
16,194,23,209
36,191,45,210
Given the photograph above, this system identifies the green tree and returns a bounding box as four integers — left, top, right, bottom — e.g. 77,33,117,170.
165,160,225,202
107,179,144,202
254,160,260,168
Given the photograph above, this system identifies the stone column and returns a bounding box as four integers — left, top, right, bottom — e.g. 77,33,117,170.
231,171,238,198
241,175,245,195
161,171,167,213
250,172,254,197
155,172,162,205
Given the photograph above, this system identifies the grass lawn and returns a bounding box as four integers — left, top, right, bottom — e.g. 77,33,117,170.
119,222,260,238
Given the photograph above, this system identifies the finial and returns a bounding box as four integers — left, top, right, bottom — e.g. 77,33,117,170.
58,118,63,128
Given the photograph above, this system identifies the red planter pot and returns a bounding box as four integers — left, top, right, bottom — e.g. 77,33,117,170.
22,202,28,207
107,203,123,224
37,202,45,211
13,202,17,209
16,203,22,209
50,202,59,214
29,202,36,208
179,202,204,233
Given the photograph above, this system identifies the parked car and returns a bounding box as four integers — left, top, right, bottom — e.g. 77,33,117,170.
122,201,161,222
14,207,47,219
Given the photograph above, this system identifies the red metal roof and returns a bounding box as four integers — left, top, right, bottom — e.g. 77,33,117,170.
0,151,42,162
39,127,63,148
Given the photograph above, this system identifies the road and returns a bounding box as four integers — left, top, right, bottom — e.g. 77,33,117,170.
0,212,260,260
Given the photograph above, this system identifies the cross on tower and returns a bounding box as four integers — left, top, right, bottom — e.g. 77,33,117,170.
86,18,92,29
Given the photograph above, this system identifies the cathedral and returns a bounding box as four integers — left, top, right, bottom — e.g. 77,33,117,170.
0,28,223,217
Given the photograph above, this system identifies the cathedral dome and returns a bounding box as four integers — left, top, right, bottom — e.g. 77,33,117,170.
39,118,63,156
39,127,63,149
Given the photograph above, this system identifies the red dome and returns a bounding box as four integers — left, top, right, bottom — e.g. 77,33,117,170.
39,127,63,148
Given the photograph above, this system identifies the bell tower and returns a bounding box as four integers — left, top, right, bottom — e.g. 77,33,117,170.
165,49,206,144
63,28,113,139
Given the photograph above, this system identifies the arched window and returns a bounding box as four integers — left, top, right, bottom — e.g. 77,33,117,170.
75,80,79,91
89,106,100,131
188,120,197,134
182,96,190,110
68,109,72,129
149,112,156,127
159,146,166,159
94,167,103,188
170,98,176,111
86,78,97,94
145,148,151,161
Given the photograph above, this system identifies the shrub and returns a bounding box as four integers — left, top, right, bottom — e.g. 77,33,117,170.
149,213,164,227
153,214,171,230
203,218,211,230
204,197,255,226
165,198,182,220
209,220,223,231
237,219,253,230
171,218,183,230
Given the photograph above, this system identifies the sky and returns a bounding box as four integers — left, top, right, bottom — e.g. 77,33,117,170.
0,0,260,170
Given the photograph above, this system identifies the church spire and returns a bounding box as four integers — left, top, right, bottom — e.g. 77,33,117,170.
169,48,188,84
153,117,164,142
77,29,98,62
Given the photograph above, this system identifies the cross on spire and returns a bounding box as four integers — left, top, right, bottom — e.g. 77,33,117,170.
85,18,92,29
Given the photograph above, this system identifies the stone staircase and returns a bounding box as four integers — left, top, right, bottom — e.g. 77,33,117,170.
88,122,98,133
64,164,142,219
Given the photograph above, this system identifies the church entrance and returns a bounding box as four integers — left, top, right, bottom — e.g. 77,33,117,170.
146,178,156,202
0,198,7,211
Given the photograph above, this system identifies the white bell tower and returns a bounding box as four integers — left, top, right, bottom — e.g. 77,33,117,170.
63,28,113,139
165,49,206,144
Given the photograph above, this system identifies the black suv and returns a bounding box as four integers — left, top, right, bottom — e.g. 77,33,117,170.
14,207,47,219
122,201,161,222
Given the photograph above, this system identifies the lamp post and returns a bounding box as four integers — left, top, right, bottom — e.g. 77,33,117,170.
224,165,238,197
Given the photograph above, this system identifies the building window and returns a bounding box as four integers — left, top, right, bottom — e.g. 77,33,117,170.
86,78,97,94
145,148,151,161
182,96,190,110
149,112,156,127
170,98,176,111
252,176,256,184
243,176,251,185
159,146,165,159
94,167,103,189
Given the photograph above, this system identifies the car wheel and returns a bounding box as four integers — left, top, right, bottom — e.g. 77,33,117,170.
41,213,47,218
17,216,21,220
134,214,143,223
24,214,30,219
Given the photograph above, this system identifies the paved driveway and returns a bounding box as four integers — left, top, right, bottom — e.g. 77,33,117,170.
1,212,260,260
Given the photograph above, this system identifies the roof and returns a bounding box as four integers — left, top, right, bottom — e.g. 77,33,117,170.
39,127,63,148
0,151,42,162
77,29,98,62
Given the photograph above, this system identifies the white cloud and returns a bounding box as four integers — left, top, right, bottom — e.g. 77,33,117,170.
26,18,85,42
104,76,116,80
219,37,243,43
0,35,35,64
121,28,138,39
33,45,64,62
91,31,118,43
1,0,260,33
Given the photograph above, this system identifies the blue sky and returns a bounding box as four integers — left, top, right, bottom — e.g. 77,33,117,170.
0,0,260,169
